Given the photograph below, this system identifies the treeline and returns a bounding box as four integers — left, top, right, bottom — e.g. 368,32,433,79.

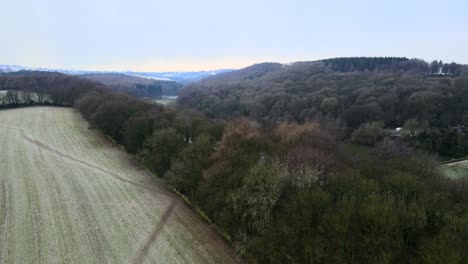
179,60,468,157
323,57,414,72
0,90,48,107
0,71,107,106
321,57,464,76
3,71,468,263
429,60,464,76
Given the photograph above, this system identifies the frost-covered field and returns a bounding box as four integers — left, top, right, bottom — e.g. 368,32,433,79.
440,159,468,179
0,107,239,264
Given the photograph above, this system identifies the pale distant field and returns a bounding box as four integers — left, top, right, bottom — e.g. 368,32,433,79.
152,99,176,105
0,107,239,264
440,159,468,179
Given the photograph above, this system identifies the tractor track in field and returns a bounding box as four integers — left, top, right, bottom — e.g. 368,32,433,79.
0,124,174,198
0,179,9,263
0,123,182,262
0,107,240,264
130,202,177,264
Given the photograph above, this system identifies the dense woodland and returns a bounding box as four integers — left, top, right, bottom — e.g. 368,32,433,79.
1,64,468,263
180,58,468,157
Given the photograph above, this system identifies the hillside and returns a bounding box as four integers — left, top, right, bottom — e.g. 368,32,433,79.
80,73,183,98
180,58,468,123
179,57,468,157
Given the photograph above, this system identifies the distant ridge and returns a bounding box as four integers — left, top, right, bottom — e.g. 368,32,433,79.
179,57,468,123
0,64,233,84
80,73,183,98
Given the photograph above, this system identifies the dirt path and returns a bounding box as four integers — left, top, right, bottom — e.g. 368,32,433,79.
0,107,240,264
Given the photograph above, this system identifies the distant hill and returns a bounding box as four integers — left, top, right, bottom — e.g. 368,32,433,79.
198,62,283,83
124,69,234,84
0,64,233,84
180,57,468,127
80,73,183,98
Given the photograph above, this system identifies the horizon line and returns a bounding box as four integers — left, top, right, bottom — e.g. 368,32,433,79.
1,56,467,73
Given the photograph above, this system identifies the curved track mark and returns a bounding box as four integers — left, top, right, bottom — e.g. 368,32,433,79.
0,125,173,198
130,202,176,264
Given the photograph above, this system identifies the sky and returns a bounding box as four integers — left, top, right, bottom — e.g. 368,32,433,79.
1,0,467,71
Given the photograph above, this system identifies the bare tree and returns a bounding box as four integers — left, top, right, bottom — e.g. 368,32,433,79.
20,90,32,104
5,91,20,105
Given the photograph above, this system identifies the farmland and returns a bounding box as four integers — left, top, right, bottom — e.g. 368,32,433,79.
152,99,176,105
0,107,239,264
440,159,468,179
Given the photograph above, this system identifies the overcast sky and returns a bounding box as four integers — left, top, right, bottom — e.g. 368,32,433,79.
1,0,467,71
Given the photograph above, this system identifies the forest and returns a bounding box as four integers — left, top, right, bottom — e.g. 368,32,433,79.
1,62,468,263
179,58,468,158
